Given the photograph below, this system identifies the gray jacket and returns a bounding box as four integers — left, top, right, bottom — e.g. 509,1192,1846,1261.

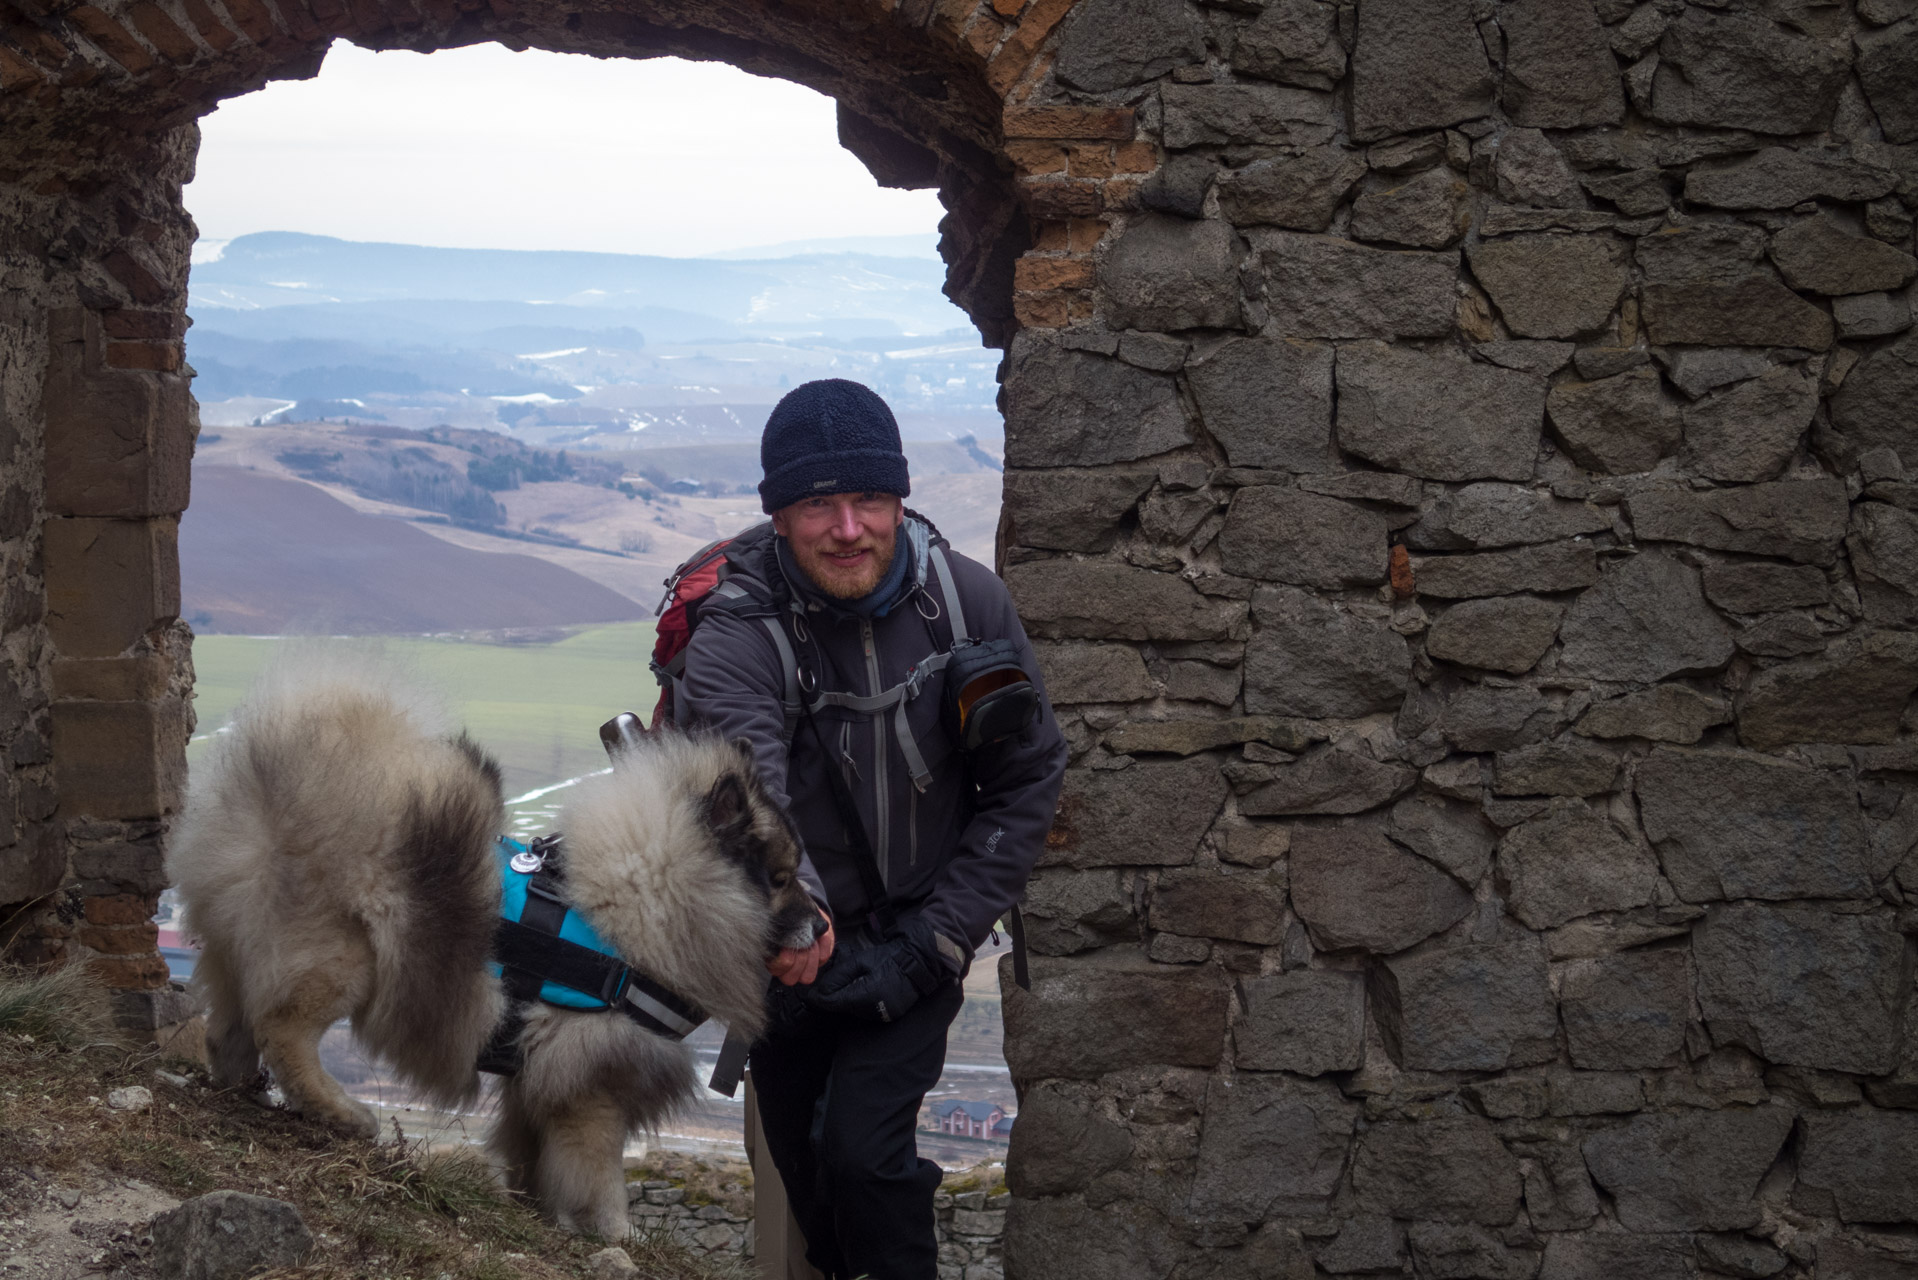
677,516,1068,968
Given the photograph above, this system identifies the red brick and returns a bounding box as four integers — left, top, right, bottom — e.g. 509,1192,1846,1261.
101,309,184,339
126,2,199,60
105,340,182,371
1005,139,1065,175
962,10,1002,59
89,953,169,991
1033,220,1070,251
102,249,169,304
1066,292,1095,323
3,19,74,70
1113,140,1157,174
1103,176,1145,211
65,5,155,73
1003,0,1071,51
1013,255,1093,291
1013,291,1068,328
1066,143,1113,178
343,0,388,34
177,0,239,47
1003,104,1134,140
77,920,159,954
1019,176,1103,219
262,0,321,40
44,518,182,657
1067,217,1106,253
1390,545,1415,598
0,44,48,89
83,893,162,927
213,0,280,43
990,0,1023,13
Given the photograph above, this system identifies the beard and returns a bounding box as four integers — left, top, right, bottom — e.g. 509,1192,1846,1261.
792,531,898,600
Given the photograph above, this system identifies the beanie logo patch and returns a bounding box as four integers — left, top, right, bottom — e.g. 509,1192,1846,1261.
811,478,839,490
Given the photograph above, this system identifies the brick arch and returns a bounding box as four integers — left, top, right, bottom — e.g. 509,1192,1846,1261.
0,0,1139,1028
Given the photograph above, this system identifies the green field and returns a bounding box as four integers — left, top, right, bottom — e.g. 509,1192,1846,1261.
187,622,659,806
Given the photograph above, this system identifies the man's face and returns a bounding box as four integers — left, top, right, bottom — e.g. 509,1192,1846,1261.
772,492,905,600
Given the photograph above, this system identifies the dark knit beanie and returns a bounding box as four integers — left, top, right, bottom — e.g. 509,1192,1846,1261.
758,379,911,514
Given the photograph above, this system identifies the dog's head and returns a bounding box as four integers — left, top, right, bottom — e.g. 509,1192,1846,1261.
703,739,821,958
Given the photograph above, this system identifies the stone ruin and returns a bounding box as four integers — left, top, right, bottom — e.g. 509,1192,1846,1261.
4,0,1918,1275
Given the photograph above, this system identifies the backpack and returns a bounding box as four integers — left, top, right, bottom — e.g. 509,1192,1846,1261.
647,522,803,732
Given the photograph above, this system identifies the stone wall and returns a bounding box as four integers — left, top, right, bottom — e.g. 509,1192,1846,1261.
995,1,1918,1278
4,0,1918,1275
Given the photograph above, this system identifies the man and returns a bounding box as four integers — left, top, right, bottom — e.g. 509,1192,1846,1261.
679,378,1068,1280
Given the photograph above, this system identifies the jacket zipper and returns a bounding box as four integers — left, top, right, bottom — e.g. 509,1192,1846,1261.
861,617,890,890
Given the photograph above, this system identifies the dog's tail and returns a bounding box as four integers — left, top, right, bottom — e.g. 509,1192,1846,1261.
356,729,507,1108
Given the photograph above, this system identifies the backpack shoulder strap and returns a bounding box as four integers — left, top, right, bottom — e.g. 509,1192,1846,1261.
928,543,969,642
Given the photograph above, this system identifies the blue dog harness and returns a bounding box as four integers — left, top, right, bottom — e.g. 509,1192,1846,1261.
478,834,708,1076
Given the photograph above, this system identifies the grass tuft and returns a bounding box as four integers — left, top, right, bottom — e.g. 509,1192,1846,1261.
0,962,118,1048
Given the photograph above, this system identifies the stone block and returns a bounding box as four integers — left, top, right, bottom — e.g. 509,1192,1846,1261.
1735,614,1827,659
1351,166,1471,250
1685,146,1898,211
1403,482,1610,551
1850,502,1918,625
1858,17,1918,144
1520,1145,1600,1231
1817,1241,1918,1280
1335,342,1545,481
1426,596,1564,673
1581,1106,1795,1231
1234,969,1366,1075
1150,864,1287,944
1694,1234,1787,1279
1681,366,1818,483
1493,740,1619,796
1022,868,1135,956
44,517,180,660
1033,642,1154,706
1160,83,1336,149
1437,685,1561,752
1375,935,1558,1071
1185,337,1335,472
1004,338,1190,467
1771,215,1917,296
1045,759,1229,868
1649,8,1850,134
1560,949,1691,1070
1238,748,1417,817
1693,903,1911,1075
1836,291,1914,340
1558,551,1734,684
1243,586,1411,718
1218,488,1388,588
1106,716,1298,757
1498,800,1656,926
1177,1224,1319,1280
1710,564,1825,617
1229,0,1346,89
1625,479,1850,565
1635,221,1769,282
1002,951,1229,1079
1736,630,1918,749
1348,0,1494,141
1351,1117,1523,1224
152,1191,313,1280
1311,1215,1404,1275
1099,215,1244,332
1500,0,1625,127
51,699,186,821
1388,794,1496,885
1538,1234,1690,1280
1290,820,1472,952
1051,0,1205,92
1407,1223,1540,1280
1003,1196,1183,1280
1003,468,1156,552
42,336,191,519
1005,1082,1133,1196
1409,541,1600,598
1467,235,1630,340
1640,278,1834,351
51,655,173,702
1796,1110,1918,1224
1546,367,1683,475
1494,128,1587,209
1215,148,1365,231
1007,560,1243,641
1188,1074,1358,1219
1256,233,1458,340
1659,347,1773,399
1636,747,1872,901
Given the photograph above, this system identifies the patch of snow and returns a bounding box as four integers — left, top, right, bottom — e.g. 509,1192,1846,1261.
518,347,589,360
490,392,563,405
190,238,229,265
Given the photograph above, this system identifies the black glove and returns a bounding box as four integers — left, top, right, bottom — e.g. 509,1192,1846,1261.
799,917,951,1022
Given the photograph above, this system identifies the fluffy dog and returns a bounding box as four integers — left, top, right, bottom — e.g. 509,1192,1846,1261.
166,649,820,1235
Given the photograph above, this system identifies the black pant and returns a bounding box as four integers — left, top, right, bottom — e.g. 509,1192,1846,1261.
750,977,966,1280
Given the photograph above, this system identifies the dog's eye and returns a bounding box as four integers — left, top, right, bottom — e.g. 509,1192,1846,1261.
771,871,792,889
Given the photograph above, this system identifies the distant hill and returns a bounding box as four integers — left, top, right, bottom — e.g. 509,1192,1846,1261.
182,465,648,634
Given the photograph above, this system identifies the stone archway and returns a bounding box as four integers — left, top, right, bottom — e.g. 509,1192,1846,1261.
10,0,1918,1276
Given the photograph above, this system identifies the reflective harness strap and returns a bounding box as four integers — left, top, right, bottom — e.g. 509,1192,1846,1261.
805,650,954,792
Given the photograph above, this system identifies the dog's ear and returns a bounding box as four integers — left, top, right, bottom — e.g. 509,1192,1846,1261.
705,770,754,847
729,737,758,771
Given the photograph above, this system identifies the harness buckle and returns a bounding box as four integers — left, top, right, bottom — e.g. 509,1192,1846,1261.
509,848,545,874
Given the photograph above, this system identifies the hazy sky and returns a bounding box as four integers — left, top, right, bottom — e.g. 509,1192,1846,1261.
184,42,946,258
